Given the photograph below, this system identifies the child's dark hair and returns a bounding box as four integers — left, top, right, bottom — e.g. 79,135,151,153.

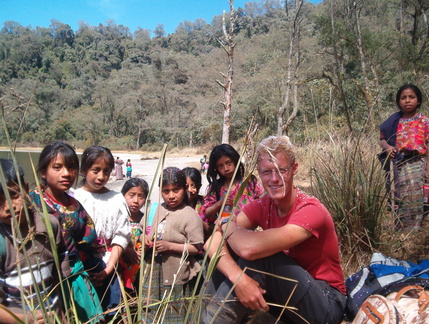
207,144,244,200
80,146,114,185
182,167,202,192
37,141,79,187
121,178,149,197
396,84,423,109
161,167,189,205
0,159,25,196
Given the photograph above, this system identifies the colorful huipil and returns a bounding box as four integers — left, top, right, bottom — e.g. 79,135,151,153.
29,189,103,323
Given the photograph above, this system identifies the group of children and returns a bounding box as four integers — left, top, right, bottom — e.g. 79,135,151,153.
0,141,264,323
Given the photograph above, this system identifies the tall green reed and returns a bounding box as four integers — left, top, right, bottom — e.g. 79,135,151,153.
308,133,388,270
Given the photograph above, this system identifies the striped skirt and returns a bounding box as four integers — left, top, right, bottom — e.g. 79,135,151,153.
395,155,426,230
140,256,191,324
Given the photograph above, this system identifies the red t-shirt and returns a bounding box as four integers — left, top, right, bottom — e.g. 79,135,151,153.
242,190,346,294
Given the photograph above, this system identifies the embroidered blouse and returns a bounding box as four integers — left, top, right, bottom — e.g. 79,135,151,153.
200,178,264,224
30,189,97,256
395,113,429,155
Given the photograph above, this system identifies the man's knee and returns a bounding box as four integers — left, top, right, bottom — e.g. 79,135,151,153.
201,270,251,324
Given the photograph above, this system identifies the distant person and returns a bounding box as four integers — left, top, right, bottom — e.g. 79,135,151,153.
73,146,131,315
115,156,124,180
200,154,207,173
126,159,132,178
0,159,70,323
30,141,103,323
200,144,263,237
203,161,209,174
379,84,429,230
120,177,149,292
202,136,346,324
142,167,204,323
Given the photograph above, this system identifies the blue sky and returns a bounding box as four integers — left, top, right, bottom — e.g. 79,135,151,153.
0,0,322,35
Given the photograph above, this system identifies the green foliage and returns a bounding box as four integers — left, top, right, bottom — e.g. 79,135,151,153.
309,133,387,268
0,0,429,149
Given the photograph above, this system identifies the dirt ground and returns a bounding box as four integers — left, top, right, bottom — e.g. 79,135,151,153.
105,151,209,204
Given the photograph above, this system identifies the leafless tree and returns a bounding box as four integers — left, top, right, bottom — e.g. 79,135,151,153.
216,0,238,144
277,0,304,135
352,0,375,128
324,0,353,133
284,23,301,134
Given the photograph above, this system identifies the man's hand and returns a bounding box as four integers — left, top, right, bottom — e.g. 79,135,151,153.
29,310,49,324
234,273,269,311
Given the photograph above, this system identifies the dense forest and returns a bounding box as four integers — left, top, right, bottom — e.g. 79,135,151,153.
1,0,428,150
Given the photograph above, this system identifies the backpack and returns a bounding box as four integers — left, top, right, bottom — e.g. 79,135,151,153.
352,285,429,323
345,253,429,321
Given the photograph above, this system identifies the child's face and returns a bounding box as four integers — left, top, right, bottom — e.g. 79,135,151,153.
186,177,198,202
82,158,112,193
162,183,186,209
124,186,146,215
399,88,420,116
0,182,27,226
216,155,236,180
42,154,77,194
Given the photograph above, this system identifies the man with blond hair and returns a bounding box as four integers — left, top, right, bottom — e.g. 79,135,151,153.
202,136,346,324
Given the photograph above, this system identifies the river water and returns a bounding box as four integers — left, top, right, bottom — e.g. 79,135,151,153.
0,149,44,187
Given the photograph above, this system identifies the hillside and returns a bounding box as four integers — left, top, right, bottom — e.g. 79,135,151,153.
1,0,428,150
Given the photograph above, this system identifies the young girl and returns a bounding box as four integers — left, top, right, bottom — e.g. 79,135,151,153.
120,177,149,291
30,141,103,323
73,146,131,314
379,84,429,261
380,84,429,230
142,167,204,323
0,159,70,323
200,144,264,235
182,167,204,212
182,167,207,236
126,159,132,178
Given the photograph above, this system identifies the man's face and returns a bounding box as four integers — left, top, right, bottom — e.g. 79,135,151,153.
257,153,297,202
0,182,27,226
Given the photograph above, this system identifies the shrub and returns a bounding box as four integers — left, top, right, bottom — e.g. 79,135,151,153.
308,132,388,273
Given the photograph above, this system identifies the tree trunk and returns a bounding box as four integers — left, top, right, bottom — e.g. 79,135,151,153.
353,0,374,128
277,0,303,136
284,22,301,134
216,0,237,144
135,122,142,151
368,58,382,118
329,0,352,133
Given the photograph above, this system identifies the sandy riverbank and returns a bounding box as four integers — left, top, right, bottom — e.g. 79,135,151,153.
0,146,209,204
105,152,209,204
